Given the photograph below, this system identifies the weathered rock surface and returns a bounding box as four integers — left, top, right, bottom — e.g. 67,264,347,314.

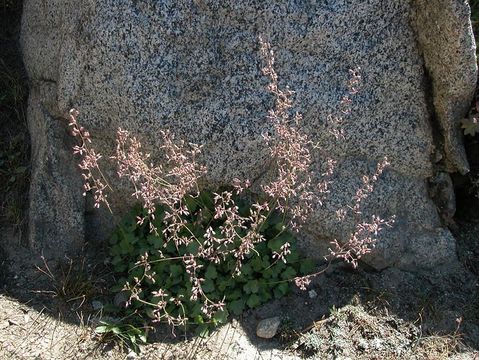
21,0,477,268
414,0,477,175
256,317,281,339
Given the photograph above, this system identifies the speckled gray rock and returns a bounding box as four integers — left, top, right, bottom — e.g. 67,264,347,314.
256,317,281,339
21,0,477,269
414,0,477,175
25,82,85,256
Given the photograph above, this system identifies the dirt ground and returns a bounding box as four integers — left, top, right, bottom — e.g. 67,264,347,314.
1,222,479,360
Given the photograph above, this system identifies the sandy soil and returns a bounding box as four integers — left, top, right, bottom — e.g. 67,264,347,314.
1,223,479,359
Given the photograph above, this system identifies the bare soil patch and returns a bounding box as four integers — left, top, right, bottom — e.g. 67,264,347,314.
1,224,479,359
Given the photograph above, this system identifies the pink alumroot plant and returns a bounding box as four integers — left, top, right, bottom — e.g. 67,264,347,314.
66,36,394,327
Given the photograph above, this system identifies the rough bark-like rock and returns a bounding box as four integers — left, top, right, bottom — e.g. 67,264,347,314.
414,0,477,175
20,0,477,269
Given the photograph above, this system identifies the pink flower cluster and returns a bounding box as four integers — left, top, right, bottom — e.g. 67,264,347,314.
113,128,206,237
329,215,395,268
200,190,269,274
68,109,112,211
259,36,317,231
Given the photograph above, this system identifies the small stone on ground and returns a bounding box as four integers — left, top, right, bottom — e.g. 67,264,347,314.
256,317,281,339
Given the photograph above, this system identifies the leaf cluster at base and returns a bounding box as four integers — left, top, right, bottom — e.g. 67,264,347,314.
107,190,315,337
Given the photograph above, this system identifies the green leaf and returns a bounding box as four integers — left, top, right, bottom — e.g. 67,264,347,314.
262,255,271,268
103,303,120,313
462,117,479,136
225,288,242,301
106,193,309,336
246,294,261,308
213,309,229,324
200,210,213,225
273,261,286,272
196,324,210,338
229,299,246,315
300,258,315,274
119,238,133,254
239,263,253,276
191,303,202,318
110,244,121,256
111,255,122,265
111,326,122,335
218,277,234,292
147,234,163,249
258,288,272,302
274,282,290,299
184,195,199,213
251,256,263,272
186,241,200,254
109,233,119,245
243,280,259,294
198,190,214,210
194,314,204,324
285,250,299,264
94,325,109,334
274,222,286,231
267,232,293,252
280,266,297,280
164,240,177,254
146,308,155,319
237,198,251,217
110,282,125,292
202,278,215,293
205,264,218,279
130,267,143,279
138,333,147,343
263,212,282,230
15,166,27,174
128,333,136,344
262,267,274,279
169,264,183,277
